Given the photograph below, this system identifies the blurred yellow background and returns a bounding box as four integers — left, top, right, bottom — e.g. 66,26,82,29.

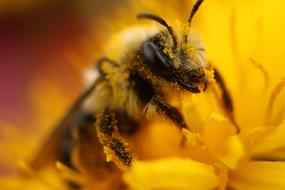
1,0,285,184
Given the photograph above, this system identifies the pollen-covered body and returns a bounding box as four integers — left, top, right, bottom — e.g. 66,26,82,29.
85,23,207,120
31,1,237,188
73,21,210,174
85,24,163,120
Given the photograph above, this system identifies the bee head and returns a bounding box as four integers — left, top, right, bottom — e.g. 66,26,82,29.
138,0,207,93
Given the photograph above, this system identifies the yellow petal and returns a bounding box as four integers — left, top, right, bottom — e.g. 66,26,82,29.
123,157,219,190
230,161,285,190
203,113,244,169
203,113,234,155
0,168,68,190
218,135,244,169
250,120,285,156
260,148,285,161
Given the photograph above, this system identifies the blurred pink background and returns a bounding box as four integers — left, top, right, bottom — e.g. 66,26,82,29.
0,1,128,123
1,4,80,122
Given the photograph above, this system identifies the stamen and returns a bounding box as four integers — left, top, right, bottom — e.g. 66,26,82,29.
275,104,285,124
249,58,269,93
214,163,228,190
265,79,285,124
56,161,85,186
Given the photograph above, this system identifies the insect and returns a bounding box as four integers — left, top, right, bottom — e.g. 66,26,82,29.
31,0,235,183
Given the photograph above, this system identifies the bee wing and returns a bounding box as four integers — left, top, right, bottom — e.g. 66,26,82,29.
30,79,100,170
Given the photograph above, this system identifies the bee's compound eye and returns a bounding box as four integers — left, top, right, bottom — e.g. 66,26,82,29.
143,42,172,69
143,41,176,82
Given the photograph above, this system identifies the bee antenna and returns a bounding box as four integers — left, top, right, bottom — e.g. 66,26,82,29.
188,0,204,24
137,13,177,49
183,0,204,44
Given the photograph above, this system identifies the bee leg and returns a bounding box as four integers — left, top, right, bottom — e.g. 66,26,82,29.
214,68,240,133
75,113,128,189
96,110,135,169
148,97,188,146
149,97,187,129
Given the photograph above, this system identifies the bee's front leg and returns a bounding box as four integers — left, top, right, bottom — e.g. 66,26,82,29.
146,97,188,146
213,68,239,133
213,68,233,114
96,110,135,169
148,97,187,129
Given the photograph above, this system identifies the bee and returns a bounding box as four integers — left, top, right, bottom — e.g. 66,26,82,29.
31,0,236,185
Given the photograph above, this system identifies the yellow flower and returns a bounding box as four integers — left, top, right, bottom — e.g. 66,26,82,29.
124,1,285,190
1,0,285,190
